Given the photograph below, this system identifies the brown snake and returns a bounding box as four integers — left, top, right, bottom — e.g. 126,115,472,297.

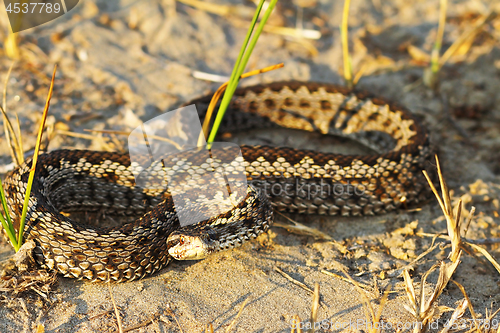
3,81,433,282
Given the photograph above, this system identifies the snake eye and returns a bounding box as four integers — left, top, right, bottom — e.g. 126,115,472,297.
179,236,184,245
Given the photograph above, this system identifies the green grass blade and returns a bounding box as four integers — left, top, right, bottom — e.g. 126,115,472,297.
226,0,264,93
232,0,279,87
0,177,14,230
431,0,447,74
206,0,278,146
18,167,35,248
0,180,18,249
0,212,18,249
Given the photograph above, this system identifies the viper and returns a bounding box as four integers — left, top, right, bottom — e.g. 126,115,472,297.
3,81,433,282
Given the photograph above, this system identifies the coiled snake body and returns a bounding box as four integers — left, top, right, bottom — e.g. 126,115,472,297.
3,82,432,282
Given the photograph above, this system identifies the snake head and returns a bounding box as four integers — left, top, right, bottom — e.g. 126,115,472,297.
167,228,219,260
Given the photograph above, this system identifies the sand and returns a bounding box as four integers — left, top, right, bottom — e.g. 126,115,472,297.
1,0,500,331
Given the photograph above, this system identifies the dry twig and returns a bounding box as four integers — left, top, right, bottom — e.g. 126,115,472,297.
307,283,320,333
107,278,123,333
225,297,250,333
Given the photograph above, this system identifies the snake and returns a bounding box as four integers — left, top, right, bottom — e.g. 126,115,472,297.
2,81,433,282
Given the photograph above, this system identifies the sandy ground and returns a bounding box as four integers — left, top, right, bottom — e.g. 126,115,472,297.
0,0,500,332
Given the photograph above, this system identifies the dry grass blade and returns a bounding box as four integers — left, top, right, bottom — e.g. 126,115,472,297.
165,306,184,333
122,313,157,332
423,156,500,275
273,211,332,241
107,278,123,333
258,25,320,40
408,45,431,63
177,0,230,16
5,63,24,165
417,265,439,333
1,61,23,166
320,270,373,292
225,297,250,333
422,155,461,262
412,265,434,329
462,206,475,238
341,0,353,89
192,71,229,83
337,268,390,333
439,11,496,66
291,315,303,333
177,0,321,41
56,129,114,151
230,18,321,40
422,259,461,317
436,156,452,217
275,267,314,294
272,220,331,240
5,33,20,60
176,0,254,18
13,103,23,165
307,283,320,333
485,308,500,331
85,128,184,150
452,280,479,331
275,267,325,309
440,299,468,333
389,240,440,278
403,258,461,333
465,242,500,274
123,313,158,333
88,310,113,321
417,232,500,245
402,270,418,317
422,170,445,212
0,104,22,166
374,287,391,330
340,267,376,327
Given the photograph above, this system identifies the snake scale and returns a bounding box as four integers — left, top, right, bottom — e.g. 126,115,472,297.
3,81,433,282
